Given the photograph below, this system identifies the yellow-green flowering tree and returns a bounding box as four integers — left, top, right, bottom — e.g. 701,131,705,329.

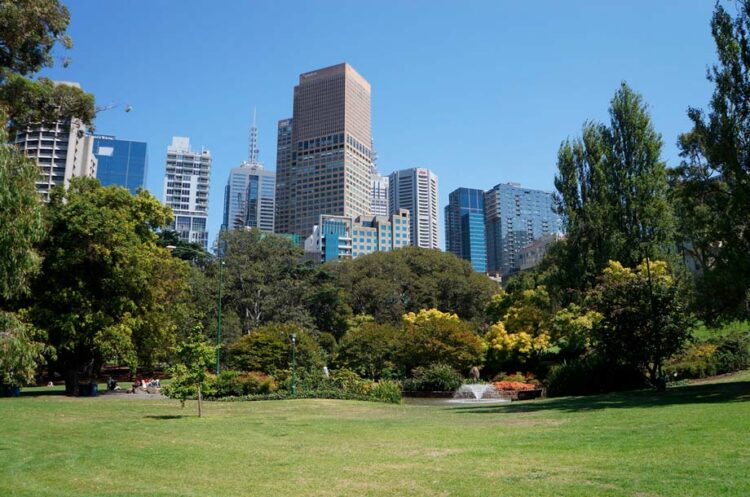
399,309,485,376
485,287,553,365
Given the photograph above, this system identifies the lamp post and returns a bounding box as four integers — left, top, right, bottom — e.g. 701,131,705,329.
216,259,225,375
290,333,297,395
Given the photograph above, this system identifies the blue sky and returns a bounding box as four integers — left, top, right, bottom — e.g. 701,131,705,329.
41,1,719,248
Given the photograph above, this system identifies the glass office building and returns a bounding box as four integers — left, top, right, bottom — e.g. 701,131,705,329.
222,163,275,232
484,183,560,277
445,187,487,272
93,135,147,194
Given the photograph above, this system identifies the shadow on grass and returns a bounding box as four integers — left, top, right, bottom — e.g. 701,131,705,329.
452,381,750,414
144,415,187,420
18,389,68,398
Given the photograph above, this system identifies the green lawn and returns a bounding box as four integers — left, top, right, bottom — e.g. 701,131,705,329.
1,373,749,497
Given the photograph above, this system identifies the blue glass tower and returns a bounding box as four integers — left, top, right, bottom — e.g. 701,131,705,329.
484,183,561,276
92,135,147,195
445,188,487,272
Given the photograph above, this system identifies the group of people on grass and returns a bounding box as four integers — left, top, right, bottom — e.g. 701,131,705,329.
131,378,161,393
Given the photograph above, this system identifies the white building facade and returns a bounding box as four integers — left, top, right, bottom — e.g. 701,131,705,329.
15,117,98,201
163,136,211,249
371,167,389,217
389,168,439,249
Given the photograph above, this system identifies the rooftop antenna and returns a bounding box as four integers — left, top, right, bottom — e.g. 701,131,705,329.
248,107,259,163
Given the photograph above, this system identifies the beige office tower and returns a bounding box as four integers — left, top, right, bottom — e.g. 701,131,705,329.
275,63,373,238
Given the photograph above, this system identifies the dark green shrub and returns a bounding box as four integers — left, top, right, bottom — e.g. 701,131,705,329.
370,380,402,404
227,323,323,375
665,331,750,379
546,355,646,397
664,343,719,379
402,363,463,392
712,330,750,374
208,370,277,398
329,368,372,395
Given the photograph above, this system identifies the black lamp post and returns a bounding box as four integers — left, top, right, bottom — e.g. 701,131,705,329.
291,333,297,395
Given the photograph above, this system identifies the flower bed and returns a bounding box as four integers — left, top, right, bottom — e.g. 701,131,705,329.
493,381,536,391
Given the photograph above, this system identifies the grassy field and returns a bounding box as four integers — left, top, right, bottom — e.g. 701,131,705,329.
1,373,749,497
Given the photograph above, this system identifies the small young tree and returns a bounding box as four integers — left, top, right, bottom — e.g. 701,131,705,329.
164,329,215,417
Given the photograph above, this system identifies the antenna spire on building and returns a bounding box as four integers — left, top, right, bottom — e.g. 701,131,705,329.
248,107,259,163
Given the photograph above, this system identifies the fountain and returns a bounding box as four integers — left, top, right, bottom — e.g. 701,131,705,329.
448,383,510,404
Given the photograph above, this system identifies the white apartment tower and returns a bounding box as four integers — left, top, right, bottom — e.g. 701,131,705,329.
164,136,211,249
389,168,439,249
14,83,97,201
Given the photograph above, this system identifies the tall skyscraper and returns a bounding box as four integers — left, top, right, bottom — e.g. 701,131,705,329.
163,136,211,249
274,118,294,234
92,135,147,194
222,112,276,232
445,187,487,272
371,166,389,216
275,63,373,239
389,168,439,249
484,182,560,277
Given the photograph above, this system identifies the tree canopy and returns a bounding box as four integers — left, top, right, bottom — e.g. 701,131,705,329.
672,0,750,320
330,247,499,323
551,83,673,300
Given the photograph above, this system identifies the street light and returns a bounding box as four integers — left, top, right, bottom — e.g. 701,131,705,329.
216,260,225,375
290,333,297,395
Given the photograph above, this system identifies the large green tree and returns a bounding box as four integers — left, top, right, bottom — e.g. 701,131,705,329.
29,179,186,393
0,0,71,76
0,0,86,388
331,247,498,323
587,260,693,383
552,83,674,299
217,229,317,337
0,0,94,137
673,1,750,320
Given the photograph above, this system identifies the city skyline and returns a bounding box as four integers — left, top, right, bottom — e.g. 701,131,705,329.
39,1,718,249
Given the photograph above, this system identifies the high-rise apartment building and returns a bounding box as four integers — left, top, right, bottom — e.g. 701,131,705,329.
92,135,147,195
163,136,211,249
389,168,439,249
484,182,560,277
14,82,98,201
371,166,389,216
304,209,410,263
222,113,276,232
15,120,98,201
445,187,487,272
275,63,373,239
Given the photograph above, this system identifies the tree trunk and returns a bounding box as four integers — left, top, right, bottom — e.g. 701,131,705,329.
64,368,80,396
197,384,202,418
